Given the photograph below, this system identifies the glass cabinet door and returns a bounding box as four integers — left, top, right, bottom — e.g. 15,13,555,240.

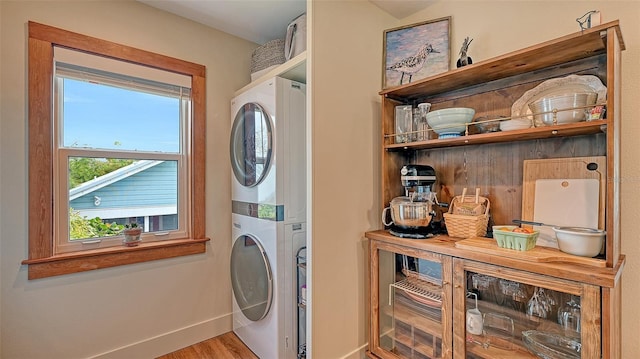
452,259,601,359
370,241,453,359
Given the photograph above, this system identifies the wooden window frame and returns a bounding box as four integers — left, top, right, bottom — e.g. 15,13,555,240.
22,21,208,279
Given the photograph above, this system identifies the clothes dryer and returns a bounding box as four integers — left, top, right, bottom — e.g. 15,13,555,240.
230,76,307,359
230,213,305,359
230,77,306,224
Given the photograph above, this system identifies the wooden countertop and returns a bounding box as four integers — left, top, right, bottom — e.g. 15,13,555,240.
365,230,624,288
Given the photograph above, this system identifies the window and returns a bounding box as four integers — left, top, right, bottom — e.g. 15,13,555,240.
54,48,190,253
23,22,208,279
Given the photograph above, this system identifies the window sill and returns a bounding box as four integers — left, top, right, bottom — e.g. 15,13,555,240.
22,238,210,279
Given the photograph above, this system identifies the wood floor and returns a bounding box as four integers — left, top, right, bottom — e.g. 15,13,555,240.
156,332,258,359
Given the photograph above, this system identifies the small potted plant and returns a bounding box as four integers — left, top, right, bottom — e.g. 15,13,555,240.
122,222,142,247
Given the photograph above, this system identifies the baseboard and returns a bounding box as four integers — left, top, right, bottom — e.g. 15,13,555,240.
89,313,232,359
339,342,369,359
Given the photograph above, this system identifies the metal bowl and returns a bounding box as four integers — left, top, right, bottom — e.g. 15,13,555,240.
382,196,434,228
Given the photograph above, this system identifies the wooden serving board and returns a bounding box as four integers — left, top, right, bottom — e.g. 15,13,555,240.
455,237,606,267
521,156,606,248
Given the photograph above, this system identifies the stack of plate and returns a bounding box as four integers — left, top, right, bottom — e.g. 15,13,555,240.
500,118,532,131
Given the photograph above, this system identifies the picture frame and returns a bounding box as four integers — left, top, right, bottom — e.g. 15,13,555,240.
382,16,451,89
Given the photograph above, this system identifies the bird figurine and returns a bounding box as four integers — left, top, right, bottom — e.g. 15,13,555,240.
386,44,439,85
456,37,473,68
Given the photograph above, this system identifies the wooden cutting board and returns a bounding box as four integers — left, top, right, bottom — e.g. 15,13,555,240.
455,237,605,267
522,156,606,248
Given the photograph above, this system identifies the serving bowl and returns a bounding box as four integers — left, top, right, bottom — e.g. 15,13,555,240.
528,92,597,125
553,226,604,257
426,108,475,137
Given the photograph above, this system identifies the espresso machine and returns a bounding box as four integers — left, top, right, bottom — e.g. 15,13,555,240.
382,164,443,239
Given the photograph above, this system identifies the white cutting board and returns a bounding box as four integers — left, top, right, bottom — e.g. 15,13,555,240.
533,178,600,248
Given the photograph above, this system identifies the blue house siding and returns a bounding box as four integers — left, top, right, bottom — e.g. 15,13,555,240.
70,161,177,210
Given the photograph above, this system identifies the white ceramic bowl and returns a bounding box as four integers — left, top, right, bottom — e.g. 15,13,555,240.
426,108,475,136
528,92,597,125
499,119,532,131
553,226,604,257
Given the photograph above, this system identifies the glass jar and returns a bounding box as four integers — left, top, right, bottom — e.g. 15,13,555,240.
394,105,413,143
416,102,431,141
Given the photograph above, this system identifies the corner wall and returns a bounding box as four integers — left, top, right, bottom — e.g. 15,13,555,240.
0,1,255,357
310,1,395,357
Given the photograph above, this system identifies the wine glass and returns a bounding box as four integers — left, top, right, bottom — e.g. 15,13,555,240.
558,295,581,334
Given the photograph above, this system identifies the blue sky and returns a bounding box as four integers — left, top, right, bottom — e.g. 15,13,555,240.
63,79,181,153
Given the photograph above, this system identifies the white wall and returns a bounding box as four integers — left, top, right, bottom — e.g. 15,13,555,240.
0,1,255,357
310,1,395,357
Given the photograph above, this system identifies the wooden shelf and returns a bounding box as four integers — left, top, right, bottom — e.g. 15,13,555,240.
467,340,536,359
380,21,622,102
384,120,607,151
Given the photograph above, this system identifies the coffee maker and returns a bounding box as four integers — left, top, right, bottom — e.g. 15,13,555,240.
382,164,443,239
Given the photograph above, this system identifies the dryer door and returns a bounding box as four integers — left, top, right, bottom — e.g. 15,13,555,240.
230,234,273,321
230,102,273,187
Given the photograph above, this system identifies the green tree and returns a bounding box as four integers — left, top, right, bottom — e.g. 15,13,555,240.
69,207,125,240
69,158,134,188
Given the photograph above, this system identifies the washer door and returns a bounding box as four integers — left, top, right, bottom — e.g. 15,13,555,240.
230,102,273,187
230,234,273,321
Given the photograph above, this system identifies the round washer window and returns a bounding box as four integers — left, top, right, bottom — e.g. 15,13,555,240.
230,102,273,187
230,234,273,321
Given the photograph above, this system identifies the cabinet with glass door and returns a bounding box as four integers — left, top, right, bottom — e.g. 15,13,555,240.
369,239,453,359
452,259,600,359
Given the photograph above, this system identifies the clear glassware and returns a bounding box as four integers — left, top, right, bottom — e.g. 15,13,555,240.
394,105,413,143
558,295,581,334
416,102,431,140
527,287,556,319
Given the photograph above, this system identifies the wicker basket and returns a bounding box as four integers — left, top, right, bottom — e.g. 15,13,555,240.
251,38,285,74
444,194,490,238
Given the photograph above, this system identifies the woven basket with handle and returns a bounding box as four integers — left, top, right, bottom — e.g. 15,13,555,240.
444,188,490,238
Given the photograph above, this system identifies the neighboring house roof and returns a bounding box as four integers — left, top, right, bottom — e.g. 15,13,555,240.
69,160,163,201
69,160,178,220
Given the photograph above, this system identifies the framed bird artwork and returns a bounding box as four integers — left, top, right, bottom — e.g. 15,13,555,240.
382,16,451,89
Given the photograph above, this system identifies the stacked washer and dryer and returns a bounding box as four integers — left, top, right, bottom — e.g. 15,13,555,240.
229,77,306,359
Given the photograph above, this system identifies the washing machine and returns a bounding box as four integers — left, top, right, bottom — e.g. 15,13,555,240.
230,76,306,223
231,214,306,359
229,76,306,359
